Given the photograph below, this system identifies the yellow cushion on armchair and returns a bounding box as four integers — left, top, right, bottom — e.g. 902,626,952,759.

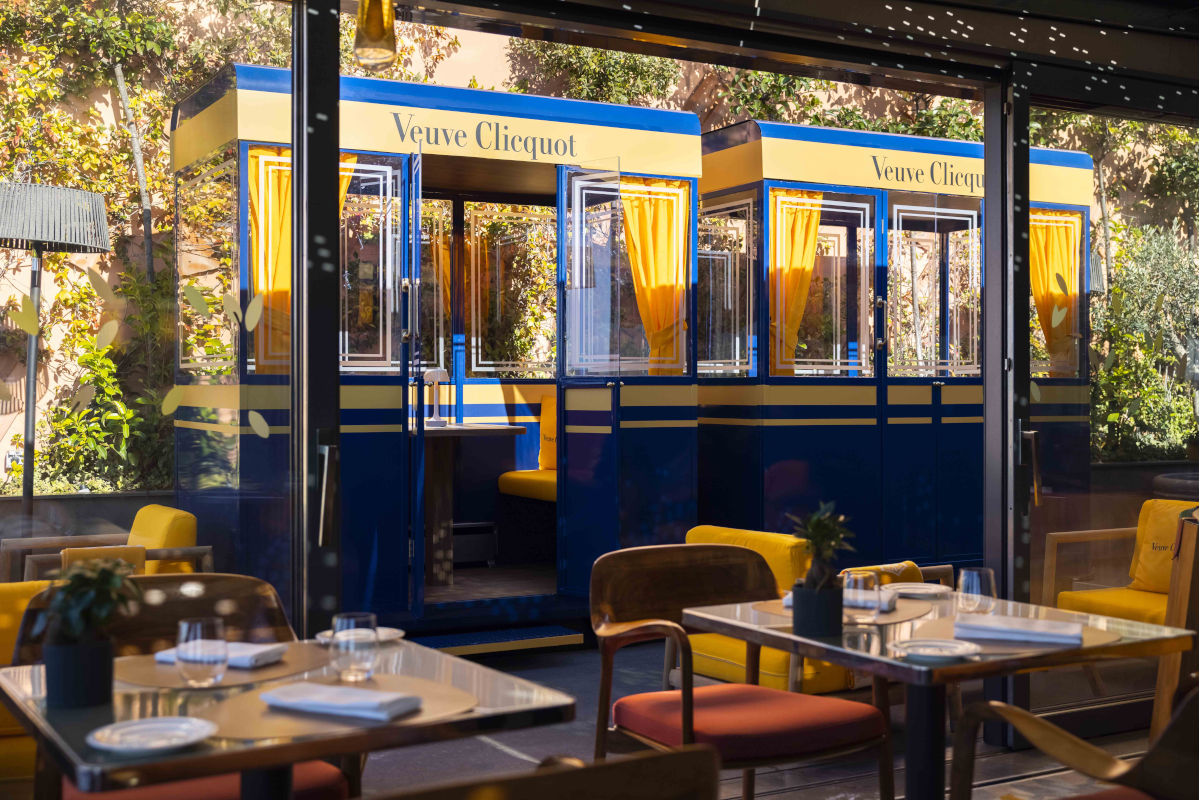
1128,499,1196,593
127,504,197,575
0,580,51,779
840,560,924,585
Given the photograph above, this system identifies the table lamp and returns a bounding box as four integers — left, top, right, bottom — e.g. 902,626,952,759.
423,368,449,427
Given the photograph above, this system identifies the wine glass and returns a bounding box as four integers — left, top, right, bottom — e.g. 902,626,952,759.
333,612,378,683
843,570,880,624
176,617,227,688
957,567,997,614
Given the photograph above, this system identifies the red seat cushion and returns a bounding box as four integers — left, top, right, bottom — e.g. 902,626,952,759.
63,760,347,800
612,683,885,762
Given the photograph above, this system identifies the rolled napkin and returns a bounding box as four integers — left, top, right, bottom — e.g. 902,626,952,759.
155,641,287,669
781,589,897,612
260,681,422,721
954,614,1083,646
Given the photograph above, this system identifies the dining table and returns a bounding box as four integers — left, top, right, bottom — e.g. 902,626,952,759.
0,636,575,800
682,591,1195,800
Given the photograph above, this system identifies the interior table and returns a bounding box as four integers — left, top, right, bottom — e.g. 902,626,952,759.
423,423,525,587
682,594,1194,800
0,637,573,800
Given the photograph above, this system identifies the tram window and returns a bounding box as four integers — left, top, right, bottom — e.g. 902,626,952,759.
1030,209,1084,378
768,188,875,377
886,192,981,377
465,203,556,378
177,146,238,377
566,175,691,376
417,199,451,372
698,195,755,376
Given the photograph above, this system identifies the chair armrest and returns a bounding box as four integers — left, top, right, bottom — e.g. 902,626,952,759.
1041,527,1137,607
145,545,214,572
1,534,129,581
595,618,697,745
22,554,60,581
918,564,954,587
950,701,1130,800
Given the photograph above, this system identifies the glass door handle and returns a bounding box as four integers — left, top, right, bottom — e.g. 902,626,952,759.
1021,429,1042,506
316,442,339,547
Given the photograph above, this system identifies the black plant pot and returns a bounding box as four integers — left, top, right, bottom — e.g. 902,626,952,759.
791,582,844,638
44,638,113,709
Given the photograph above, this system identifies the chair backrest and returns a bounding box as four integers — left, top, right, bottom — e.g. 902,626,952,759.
127,504,197,574
591,544,778,631
1128,499,1196,594
380,746,719,800
61,545,147,574
0,580,51,668
538,393,557,471
685,526,809,595
13,573,295,664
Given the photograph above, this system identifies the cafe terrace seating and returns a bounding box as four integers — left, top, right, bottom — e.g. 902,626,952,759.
591,543,893,800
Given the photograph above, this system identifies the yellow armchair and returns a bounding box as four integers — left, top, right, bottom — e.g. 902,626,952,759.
0,580,51,782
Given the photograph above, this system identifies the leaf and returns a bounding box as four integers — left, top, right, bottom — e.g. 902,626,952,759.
9,294,39,336
160,385,183,416
183,284,210,318
1154,293,1165,314
1029,381,1042,403
1051,305,1067,329
243,293,264,332
1103,349,1116,371
87,267,120,306
1055,273,1069,295
1111,292,1124,315
247,410,270,439
1107,412,1120,422
95,319,119,350
69,384,96,415
222,292,243,324
1153,330,1163,352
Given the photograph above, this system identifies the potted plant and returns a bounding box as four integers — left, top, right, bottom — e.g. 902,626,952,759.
32,559,142,709
788,501,855,637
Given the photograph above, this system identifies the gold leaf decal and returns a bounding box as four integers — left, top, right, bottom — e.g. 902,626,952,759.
243,293,264,332
70,384,96,414
96,319,119,350
247,410,270,439
1051,305,1067,328
1029,380,1042,402
183,285,210,318
222,292,243,324
1054,273,1069,296
161,385,183,416
10,294,39,336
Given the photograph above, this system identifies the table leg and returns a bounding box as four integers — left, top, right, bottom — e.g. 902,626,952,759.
35,745,62,800
424,438,454,586
905,683,946,800
242,765,293,800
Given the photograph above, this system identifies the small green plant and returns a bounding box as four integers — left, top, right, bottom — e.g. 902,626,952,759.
31,559,142,644
789,501,855,591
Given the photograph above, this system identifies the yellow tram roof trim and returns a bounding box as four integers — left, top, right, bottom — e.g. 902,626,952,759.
172,64,702,177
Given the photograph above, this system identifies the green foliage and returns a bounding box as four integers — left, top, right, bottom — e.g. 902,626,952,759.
507,39,679,105
31,559,142,644
789,501,855,591
812,95,983,141
1090,223,1199,461
716,68,827,124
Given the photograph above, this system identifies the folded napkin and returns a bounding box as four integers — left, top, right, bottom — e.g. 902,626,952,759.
260,681,422,721
781,589,897,612
954,614,1083,645
155,641,287,669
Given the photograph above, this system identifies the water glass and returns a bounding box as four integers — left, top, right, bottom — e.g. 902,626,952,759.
957,567,997,613
843,570,880,624
333,612,378,683
176,617,227,688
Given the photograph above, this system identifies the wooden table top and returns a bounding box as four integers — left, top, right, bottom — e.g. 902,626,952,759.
682,593,1195,686
0,638,574,793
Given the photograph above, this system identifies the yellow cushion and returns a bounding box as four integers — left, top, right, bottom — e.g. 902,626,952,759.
685,526,810,595
538,394,557,471
1057,586,1167,625
0,579,51,772
0,730,37,779
1128,500,1196,593
840,560,924,585
498,469,557,503
61,545,147,574
127,504,197,575
690,633,854,694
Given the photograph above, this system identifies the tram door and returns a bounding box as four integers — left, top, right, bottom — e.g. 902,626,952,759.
881,192,984,563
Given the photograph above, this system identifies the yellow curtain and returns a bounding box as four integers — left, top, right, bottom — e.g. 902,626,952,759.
620,176,689,376
769,188,823,374
1030,209,1081,377
247,147,357,373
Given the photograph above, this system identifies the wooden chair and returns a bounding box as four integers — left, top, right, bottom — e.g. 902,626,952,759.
591,543,893,800
14,573,352,800
379,747,719,800
21,544,215,581
949,685,1197,800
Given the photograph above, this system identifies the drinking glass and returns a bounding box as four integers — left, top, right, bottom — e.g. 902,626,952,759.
957,567,997,613
176,617,227,688
843,570,880,624
333,612,378,682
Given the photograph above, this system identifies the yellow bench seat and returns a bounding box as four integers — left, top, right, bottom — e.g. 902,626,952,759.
1058,586,1167,625
498,469,557,503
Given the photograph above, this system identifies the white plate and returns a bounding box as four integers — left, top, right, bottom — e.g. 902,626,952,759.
87,717,216,755
889,638,981,665
315,626,405,646
887,582,952,598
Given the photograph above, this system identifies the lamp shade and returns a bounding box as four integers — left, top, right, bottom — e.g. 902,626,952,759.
0,182,109,253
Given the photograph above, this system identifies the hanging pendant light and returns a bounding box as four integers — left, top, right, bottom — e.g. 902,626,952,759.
354,0,397,72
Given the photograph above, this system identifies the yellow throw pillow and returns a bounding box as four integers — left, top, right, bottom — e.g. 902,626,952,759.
841,560,924,585
1128,500,1196,594
537,393,557,471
